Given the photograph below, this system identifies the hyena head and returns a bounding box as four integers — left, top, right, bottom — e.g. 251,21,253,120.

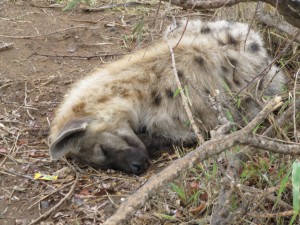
49,117,150,174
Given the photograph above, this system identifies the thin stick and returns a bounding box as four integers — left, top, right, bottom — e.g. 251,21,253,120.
29,161,79,225
27,182,73,210
247,210,295,218
294,69,300,142
31,52,125,60
0,25,87,39
165,38,205,144
24,82,35,120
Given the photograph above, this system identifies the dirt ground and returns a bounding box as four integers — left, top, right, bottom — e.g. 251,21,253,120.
0,0,203,224
0,1,168,224
0,0,299,225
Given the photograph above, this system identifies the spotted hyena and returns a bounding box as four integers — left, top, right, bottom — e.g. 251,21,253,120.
49,19,286,174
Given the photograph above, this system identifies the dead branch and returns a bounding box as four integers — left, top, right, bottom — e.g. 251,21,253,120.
24,82,35,121
103,97,300,225
0,25,87,39
85,2,148,11
211,99,300,224
256,6,300,43
248,210,295,218
294,69,300,142
29,2,63,9
265,100,300,137
31,52,125,60
163,0,300,29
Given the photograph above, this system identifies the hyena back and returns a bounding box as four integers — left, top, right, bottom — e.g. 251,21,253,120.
49,19,286,174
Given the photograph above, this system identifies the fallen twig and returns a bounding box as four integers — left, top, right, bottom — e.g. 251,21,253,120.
24,82,35,121
248,210,295,218
29,160,79,225
85,2,148,11
103,97,300,224
27,182,73,210
31,52,125,60
293,69,300,142
0,25,87,39
30,2,63,9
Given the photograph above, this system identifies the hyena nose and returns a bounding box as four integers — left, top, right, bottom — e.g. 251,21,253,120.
131,159,150,175
131,162,145,174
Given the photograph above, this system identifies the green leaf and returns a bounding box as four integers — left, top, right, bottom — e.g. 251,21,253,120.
292,160,300,213
277,168,291,200
174,88,181,98
184,85,188,95
154,213,175,220
169,183,186,201
253,123,262,134
187,190,201,204
132,16,144,34
212,161,217,177
225,109,234,123
183,120,191,127
84,0,91,6
221,79,232,97
63,0,82,12
236,96,241,108
289,213,298,225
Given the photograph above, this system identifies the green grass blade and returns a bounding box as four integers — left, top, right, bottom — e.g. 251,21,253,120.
169,183,186,201
154,213,175,220
288,213,298,225
277,168,291,202
292,160,300,213
63,0,82,11
174,88,181,98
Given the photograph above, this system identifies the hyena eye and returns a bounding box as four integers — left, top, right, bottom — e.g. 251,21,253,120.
99,145,113,157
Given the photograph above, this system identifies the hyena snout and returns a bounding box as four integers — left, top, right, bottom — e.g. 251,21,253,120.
110,133,151,174
119,148,150,174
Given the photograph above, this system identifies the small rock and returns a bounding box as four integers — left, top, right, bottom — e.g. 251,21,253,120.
40,200,50,209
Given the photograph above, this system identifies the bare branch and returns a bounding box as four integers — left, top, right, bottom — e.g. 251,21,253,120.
294,69,300,142
256,7,300,43
163,0,300,28
248,210,295,218
211,98,300,224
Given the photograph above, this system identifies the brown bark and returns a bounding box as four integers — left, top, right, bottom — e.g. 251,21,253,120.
163,0,300,28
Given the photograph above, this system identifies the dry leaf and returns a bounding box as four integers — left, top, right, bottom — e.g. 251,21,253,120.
189,203,206,215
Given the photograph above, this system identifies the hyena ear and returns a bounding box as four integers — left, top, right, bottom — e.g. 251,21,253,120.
49,118,92,160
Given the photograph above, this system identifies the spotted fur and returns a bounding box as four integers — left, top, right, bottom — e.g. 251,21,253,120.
49,19,286,174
